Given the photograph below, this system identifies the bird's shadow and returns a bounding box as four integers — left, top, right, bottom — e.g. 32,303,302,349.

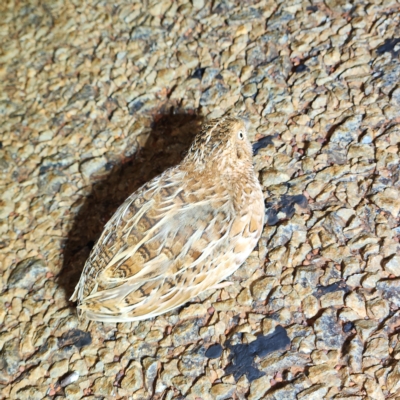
59,110,204,301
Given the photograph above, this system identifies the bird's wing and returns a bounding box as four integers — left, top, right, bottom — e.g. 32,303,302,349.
72,168,248,321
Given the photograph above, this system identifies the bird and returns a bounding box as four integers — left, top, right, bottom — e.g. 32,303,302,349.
70,116,265,322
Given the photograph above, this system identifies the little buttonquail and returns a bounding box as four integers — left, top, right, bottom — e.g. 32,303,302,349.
71,116,265,322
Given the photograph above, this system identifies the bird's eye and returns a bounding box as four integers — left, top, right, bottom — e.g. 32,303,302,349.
238,131,244,140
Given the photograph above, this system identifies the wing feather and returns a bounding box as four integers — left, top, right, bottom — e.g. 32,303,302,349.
71,167,243,321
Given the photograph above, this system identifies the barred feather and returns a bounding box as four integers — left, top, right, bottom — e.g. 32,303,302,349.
70,116,265,322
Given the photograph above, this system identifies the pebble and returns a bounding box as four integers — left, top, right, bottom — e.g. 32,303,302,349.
172,320,201,346
387,363,400,393
49,359,69,379
377,279,400,307
314,308,345,350
179,304,208,319
91,376,114,397
64,384,81,400
383,255,400,276
241,83,257,97
297,384,328,400
210,383,236,400
345,291,367,318
7,258,47,290
60,371,80,387
121,361,143,392
187,376,212,400
248,375,271,400
80,156,108,180
0,199,14,219
366,298,389,321
371,188,400,217
0,338,21,376
261,168,291,185
252,276,276,301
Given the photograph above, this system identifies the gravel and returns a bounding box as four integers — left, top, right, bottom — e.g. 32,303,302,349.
1,0,400,398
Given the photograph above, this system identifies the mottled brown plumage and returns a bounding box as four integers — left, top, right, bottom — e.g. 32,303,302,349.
71,116,265,322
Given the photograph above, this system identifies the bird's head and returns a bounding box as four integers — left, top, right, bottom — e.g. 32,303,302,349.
185,116,253,171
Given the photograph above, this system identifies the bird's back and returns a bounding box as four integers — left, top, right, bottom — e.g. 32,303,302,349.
71,117,265,322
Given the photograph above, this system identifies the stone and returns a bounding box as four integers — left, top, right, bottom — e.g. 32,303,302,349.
178,346,206,377
320,291,344,308
261,352,309,375
0,338,21,376
210,383,235,400
187,376,212,400
64,384,81,400
361,272,382,289
261,168,290,185
0,199,14,219
383,255,400,276
297,384,328,399
179,304,208,319
294,265,323,297
148,0,172,16
314,308,345,350
262,318,277,336
38,130,54,142
200,83,229,105
377,279,400,307
172,320,201,347
330,115,362,143
353,320,378,342
80,156,108,179
156,69,176,86
121,361,143,392
104,361,121,377
307,364,341,386
345,291,366,318
131,389,151,399
49,359,69,379
371,188,400,217
60,371,80,387
160,359,180,387
364,337,388,359
302,298,320,322
251,277,276,301
364,378,385,400
387,363,400,393
70,360,88,377
192,0,205,9
347,335,363,373
241,83,257,97
7,258,47,289
177,51,199,69
146,329,164,342
366,298,389,320
92,377,114,397
213,298,236,311
248,375,271,400
264,382,298,399
16,387,46,400
237,287,253,306
171,375,194,395
142,357,158,390
348,234,379,250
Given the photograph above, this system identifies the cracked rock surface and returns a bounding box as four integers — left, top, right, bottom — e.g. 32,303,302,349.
1,0,400,399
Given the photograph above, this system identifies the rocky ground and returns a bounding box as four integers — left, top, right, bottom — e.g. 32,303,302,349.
1,0,400,399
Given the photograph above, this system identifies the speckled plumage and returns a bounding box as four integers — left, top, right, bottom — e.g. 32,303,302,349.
71,116,265,322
